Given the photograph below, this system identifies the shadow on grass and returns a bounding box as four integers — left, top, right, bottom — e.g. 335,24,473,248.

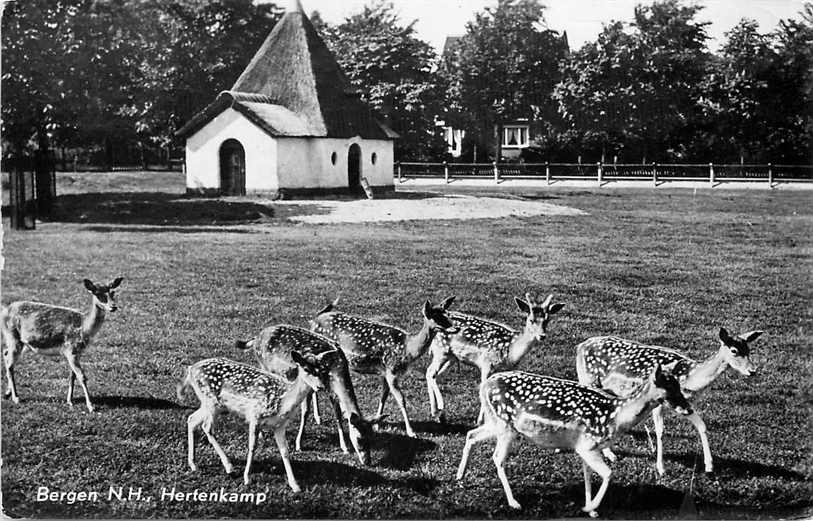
409,419,472,436
51,192,273,226
374,430,437,471
666,452,807,480
93,395,185,410
273,459,440,495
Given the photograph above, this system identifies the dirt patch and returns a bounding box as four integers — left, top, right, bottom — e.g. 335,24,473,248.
273,193,586,223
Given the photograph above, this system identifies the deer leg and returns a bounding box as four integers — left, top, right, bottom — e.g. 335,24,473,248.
385,371,415,437
243,419,257,485
330,396,349,453
583,461,593,507
65,353,93,412
375,376,390,420
652,405,666,475
476,365,492,425
201,412,233,474
186,408,207,472
576,447,612,518
456,422,497,480
274,428,301,493
295,391,311,451
685,410,713,473
311,392,322,425
492,430,521,509
426,355,451,421
2,335,21,403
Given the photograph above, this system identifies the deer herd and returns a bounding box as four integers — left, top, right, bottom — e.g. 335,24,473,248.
1,278,764,518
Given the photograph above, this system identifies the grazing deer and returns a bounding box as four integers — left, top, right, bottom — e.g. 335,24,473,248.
1,277,124,412
310,297,458,438
426,293,564,423
235,324,380,465
456,364,692,517
575,327,763,475
178,354,334,489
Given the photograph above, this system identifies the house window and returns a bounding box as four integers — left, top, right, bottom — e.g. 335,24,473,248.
371,152,377,165
502,125,529,148
331,151,337,165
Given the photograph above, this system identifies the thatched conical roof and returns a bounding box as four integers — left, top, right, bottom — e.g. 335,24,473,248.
177,3,396,140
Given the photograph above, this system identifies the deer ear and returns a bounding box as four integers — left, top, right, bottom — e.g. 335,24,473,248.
110,277,123,289
423,300,432,317
83,279,96,292
440,296,456,311
540,294,553,308
662,360,680,374
651,363,664,384
719,327,733,344
740,330,763,343
514,297,530,314
290,351,313,371
548,302,565,315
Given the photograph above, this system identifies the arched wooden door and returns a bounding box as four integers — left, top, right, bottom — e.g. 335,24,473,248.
347,144,361,188
219,139,246,196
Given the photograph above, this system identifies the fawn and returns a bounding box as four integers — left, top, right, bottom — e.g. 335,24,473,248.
426,293,564,423
178,353,335,490
310,297,458,437
236,324,380,465
1,277,123,412
457,364,692,517
575,327,763,474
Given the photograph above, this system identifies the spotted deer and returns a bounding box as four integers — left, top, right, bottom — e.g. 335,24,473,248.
310,297,458,438
575,327,762,475
1,277,124,412
235,324,380,465
426,293,564,423
456,364,692,517
178,353,334,489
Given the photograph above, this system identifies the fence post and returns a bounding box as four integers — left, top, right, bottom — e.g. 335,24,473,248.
545,161,550,185
597,161,603,185
653,162,658,186
397,161,402,183
768,162,773,187
709,162,715,186
443,161,449,184
493,161,499,183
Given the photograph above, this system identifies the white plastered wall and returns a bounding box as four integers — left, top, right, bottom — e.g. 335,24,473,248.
276,137,394,189
185,108,279,192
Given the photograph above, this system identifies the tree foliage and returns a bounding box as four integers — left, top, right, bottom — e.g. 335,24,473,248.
314,1,445,160
440,0,567,159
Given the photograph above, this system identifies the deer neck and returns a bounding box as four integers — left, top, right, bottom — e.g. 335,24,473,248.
404,322,435,361
507,328,539,366
329,367,361,417
282,377,318,415
82,300,107,341
682,346,727,392
610,383,660,435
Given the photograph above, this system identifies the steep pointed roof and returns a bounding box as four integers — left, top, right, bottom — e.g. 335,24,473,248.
177,3,395,140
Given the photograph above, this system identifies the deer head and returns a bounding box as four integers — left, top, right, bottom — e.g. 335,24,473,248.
514,293,565,341
83,277,123,312
718,327,762,377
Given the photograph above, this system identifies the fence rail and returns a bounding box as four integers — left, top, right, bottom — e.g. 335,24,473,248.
395,161,813,185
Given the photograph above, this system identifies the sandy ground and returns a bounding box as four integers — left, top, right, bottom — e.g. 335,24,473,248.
275,193,587,224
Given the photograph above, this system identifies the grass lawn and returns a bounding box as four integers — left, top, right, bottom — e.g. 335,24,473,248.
1,171,811,519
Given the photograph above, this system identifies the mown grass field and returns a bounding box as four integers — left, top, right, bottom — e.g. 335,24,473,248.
1,172,811,519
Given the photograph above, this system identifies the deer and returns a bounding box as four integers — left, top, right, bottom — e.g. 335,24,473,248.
235,324,380,465
177,353,336,490
310,297,458,438
426,293,564,424
1,277,124,412
575,327,763,475
456,364,692,517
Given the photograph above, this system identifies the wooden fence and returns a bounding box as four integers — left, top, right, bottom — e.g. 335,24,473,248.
394,162,813,186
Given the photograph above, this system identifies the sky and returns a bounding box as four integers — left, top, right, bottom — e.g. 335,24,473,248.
297,0,807,52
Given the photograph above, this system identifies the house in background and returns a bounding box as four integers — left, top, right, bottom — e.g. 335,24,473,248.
176,0,397,196
438,32,568,161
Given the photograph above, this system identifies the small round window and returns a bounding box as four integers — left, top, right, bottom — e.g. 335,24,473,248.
330,151,337,165
371,152,377,165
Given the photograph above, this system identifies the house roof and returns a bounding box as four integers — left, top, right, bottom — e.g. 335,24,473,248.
176,3,396,140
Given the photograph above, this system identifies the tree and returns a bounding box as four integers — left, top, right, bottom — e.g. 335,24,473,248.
442,0,567,159
555,0,710,161
315,1,445,160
